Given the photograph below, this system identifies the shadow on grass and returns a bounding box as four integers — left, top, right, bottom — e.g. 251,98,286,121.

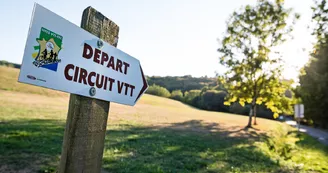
0,119,65,172
102,120,282,173
1,119,286,173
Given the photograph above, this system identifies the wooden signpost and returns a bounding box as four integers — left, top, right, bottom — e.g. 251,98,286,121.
18,4,148,173
58,7,118,173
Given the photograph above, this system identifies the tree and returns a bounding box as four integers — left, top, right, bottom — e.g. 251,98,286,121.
146,84,171,98
184,90,201,106
170,90,184,101
199,90,229,112
218,0,298,127
299,0,328,128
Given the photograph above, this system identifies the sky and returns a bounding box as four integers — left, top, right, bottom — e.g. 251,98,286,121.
0,0,315,81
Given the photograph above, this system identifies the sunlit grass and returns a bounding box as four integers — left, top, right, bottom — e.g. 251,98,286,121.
0,66,67,97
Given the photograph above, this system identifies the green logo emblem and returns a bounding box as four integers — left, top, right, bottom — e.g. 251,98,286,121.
32,27,63,71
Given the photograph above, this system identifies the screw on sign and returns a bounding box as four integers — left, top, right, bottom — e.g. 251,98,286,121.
18,4,148,173
89,86,96,96
97,39,104,49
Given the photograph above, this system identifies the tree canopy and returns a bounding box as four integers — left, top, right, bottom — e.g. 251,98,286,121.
218,0,298,127
299,0,328,128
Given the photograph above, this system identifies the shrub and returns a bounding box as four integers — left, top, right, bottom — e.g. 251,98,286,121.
265,125,298,160
257,105,274,119
229,102,275,119
199,90,229,112
146,84,171,98
229,102,250,115
170,90,183,101
184,90,201,106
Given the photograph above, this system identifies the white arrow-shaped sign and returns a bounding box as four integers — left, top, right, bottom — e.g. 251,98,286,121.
18,4,148,106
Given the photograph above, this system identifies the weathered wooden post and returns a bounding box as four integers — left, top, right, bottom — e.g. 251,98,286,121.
58,7,119,173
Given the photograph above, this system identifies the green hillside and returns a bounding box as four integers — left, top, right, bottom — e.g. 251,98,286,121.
1,66,328,173
0,66,66,97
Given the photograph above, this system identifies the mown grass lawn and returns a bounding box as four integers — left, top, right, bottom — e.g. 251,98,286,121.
102,123,278,173
1,90,328,173
1,66,328,173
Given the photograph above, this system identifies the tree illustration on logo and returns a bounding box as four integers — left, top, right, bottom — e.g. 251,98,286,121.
32,27,63,71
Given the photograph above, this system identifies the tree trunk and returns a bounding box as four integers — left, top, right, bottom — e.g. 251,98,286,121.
247,97,257,128
253,104,257,125
247,106,253,127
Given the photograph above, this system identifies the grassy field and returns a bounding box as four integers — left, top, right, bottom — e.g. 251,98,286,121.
1,66,328,173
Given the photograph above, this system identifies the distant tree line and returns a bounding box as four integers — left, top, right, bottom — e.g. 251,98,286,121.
0,60,21,69
146,76,217,92
1,57,292,121
145,81,286,119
